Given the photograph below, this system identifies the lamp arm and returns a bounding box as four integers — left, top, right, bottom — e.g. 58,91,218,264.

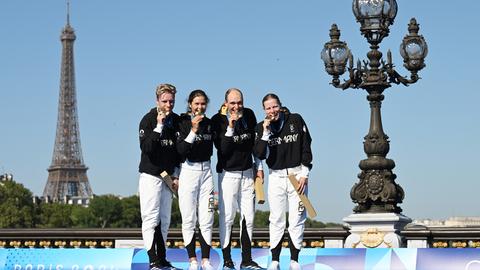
385,64,419,86
332,66,363,90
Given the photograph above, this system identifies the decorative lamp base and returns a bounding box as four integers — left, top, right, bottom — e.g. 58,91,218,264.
343,213,412,248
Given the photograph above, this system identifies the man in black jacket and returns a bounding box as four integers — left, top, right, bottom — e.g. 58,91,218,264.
212,88,265,270
138,83,181,270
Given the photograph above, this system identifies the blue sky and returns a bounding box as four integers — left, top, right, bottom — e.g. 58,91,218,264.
0,1,479,223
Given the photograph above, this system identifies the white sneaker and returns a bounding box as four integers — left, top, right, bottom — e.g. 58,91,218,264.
201,261,214,270
188,261,199,270
289,260,301,270
267,261,280,270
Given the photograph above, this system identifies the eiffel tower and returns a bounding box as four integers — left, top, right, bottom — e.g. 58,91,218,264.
43,3,93,203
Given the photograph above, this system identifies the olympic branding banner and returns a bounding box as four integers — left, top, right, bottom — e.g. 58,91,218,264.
1,248,480,270
0,248,133,270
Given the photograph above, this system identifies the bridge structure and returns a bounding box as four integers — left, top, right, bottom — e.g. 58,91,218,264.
1,227,480,249
1,227,480,269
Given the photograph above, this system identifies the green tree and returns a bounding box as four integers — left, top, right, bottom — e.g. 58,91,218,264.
305,218,326,228
89,194,122,228
252,210,338,228
0,180,34,228
170,198,182,228
36,203,73,228
71,205,96,228
324,222,343,227
114,195,141,228
254,210,270,228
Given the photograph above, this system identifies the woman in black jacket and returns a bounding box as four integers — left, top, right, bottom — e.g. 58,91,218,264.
254,93,313,270
176,89,215,270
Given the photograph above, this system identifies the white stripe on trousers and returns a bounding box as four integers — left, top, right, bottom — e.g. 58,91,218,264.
139,173,173,250
178,162,214,246
268,167,307,250
218,169,256,249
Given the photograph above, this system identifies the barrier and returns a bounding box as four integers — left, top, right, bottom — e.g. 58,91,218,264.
1,248,480,270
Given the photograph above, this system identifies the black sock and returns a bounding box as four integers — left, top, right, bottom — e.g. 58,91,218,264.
185,233,196,259
154,222,167,263
222,244,232,262
222,223,233,262
271,241,282,262
199,230,211,259
241,217,252,263
288,235,300,262
147,229,159,264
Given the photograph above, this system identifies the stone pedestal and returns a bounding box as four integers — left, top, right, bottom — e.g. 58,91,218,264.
343,213,411,248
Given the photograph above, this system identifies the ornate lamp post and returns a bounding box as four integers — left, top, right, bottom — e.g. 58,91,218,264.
321,0,427,247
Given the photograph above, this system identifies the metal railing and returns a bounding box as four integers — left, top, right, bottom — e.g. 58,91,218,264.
0,228,347,249
2,226,480,248
402,225,480,248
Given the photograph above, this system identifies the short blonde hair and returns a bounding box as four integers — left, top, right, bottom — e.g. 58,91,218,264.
156,84,177,98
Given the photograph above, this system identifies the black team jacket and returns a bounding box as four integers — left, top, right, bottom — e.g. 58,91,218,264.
138,108,180,176
176,113,214,163
211,107,257,173
253,111,312,170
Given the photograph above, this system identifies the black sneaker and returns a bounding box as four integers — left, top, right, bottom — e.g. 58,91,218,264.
223,260,236,270
149,262,162,270
240,261,266,270
150,260,182,270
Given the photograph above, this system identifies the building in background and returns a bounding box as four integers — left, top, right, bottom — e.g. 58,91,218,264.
414,217,480,227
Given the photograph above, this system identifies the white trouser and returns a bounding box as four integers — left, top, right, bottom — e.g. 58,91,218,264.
218,168,256,249
268,166,307,250
178,160,214,246
139,173,173,250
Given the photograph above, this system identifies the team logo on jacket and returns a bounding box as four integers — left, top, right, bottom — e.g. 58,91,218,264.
160,139,174,146
139,129,145,138
268,133,299,146
290,124,295,133
195,134,212,141
233,133,252,143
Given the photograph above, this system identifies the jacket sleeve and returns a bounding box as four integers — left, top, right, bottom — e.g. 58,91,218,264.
176,118,194,160
253,122,268,160
219,129,235,158
139,115,161,155
299,115,313,169
247,109,257,151
212,115,234,157
172,115,182,174
212,115,221,150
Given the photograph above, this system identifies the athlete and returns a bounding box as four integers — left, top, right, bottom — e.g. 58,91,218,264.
138,83,181,270
254,93,313,270
177,89,215,270
211,88,265,270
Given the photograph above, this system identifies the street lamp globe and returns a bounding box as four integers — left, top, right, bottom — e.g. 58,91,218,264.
352,0,398,44
400,18,428,73
321,24,350,83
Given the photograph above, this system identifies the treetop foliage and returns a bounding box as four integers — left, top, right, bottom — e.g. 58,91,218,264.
0,180,339,228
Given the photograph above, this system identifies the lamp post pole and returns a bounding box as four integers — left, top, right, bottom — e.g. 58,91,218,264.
321,0,428,247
